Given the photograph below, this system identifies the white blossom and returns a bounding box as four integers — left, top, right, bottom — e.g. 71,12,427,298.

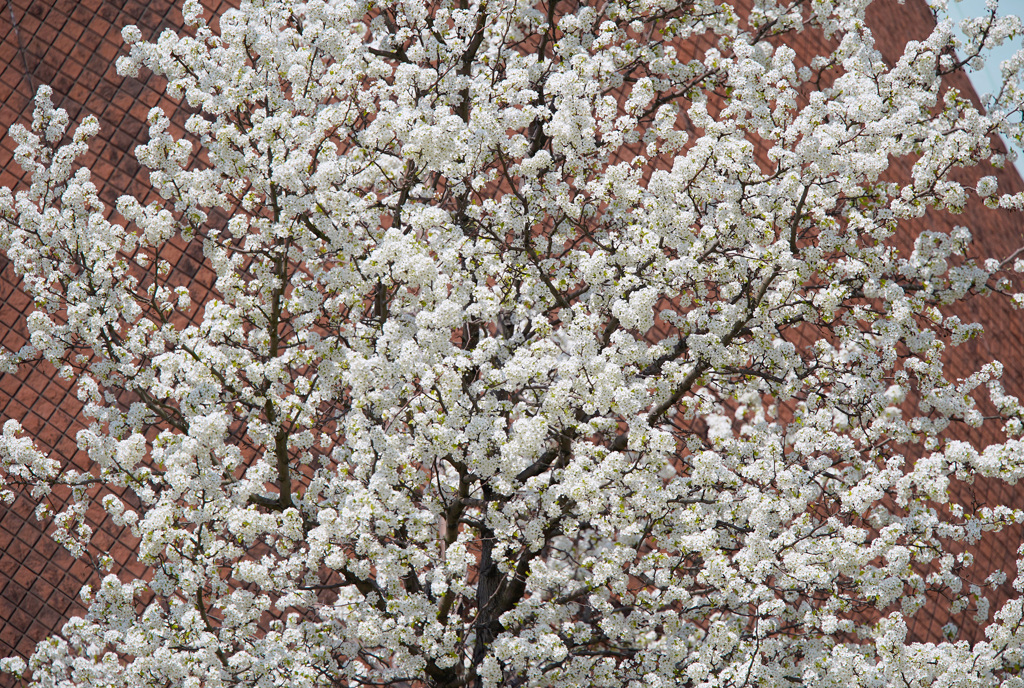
1,0,1024,686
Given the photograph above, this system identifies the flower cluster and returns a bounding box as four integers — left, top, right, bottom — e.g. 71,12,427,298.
2,0,1024,686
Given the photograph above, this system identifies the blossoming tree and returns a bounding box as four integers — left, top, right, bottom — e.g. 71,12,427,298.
2,0,1024,685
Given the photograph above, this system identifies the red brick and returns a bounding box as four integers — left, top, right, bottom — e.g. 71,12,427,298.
13,636,35,659
52,436,80,461
5,609,30,633
18,594,42,619
90,529,114,552
16,14,40,37
25,620,50,642
27,578,54,604
34,18,58,46
0,64,25,91
14,521,41,549
23,369,53,395
0,510,22,539
0,42,17,65
36,561,63,590
0,582,25,606
30,397,56,422
123,1,145,21
61,19,85,42
97,37,120,62
69,4,94,27
22,550,47,575
56,578,84,604
4,289,30,314
40,382,71,408
0,624,21,653
16,411,43,436
35,602,63,629
97,3,119,23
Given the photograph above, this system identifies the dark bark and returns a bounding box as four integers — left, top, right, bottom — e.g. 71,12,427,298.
471,525,504,688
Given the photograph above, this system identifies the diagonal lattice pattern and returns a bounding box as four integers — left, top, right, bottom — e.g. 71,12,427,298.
0,0,231,678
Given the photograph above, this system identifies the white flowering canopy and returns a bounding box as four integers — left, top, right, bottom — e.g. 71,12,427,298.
3,0,1024,685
